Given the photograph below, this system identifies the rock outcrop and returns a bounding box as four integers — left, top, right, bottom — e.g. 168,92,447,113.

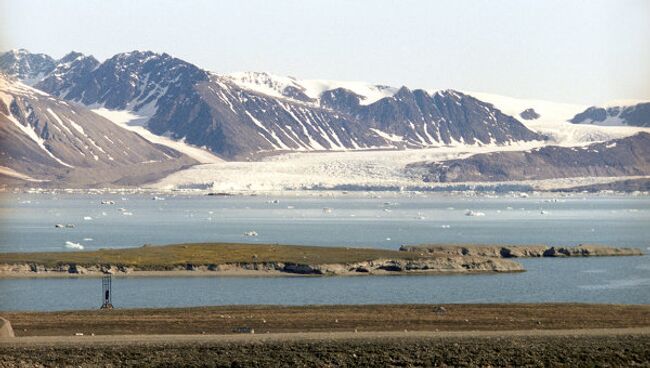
519,108,540,120
399,244,643,258
0,317,14,338
0,256,523,277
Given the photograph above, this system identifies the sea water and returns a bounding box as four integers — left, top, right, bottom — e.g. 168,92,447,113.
0,192,648,311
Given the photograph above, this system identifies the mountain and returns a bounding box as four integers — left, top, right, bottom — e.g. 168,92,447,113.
0,50,546,160
0,74,196,187
408,132,650,183
0,49,56,85
570,103,650,127
35,51,100,98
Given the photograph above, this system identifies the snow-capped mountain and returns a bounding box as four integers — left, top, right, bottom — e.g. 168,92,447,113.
35,51,100,98
570,103,650,127
36,50,209,112
3,49,648,190
0,49,57,85
0,50,545,160
0,74,195,186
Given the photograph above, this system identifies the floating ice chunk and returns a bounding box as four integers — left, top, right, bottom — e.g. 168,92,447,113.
465,210,486,217
323,207,333,213
441,224,451,229
83,238,94,241
122,212,133,216
152,196,165,201
65,241,84,250
83,216,93,221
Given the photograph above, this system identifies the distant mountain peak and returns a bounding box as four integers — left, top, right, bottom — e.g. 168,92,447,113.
570,102,650,127
0,49,56,84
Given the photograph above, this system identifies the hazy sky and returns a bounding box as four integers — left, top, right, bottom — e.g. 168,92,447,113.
1,0,648,104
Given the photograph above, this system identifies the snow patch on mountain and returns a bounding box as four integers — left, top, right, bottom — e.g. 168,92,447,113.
226,71,398,105
91,108,222,163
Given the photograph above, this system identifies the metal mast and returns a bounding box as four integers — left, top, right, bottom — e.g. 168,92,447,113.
100,275,113,309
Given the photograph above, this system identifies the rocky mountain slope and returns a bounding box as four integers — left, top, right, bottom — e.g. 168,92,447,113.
0,49,57,84
0,74,196,186
408,132,650,183
570,102,650,127
1,50,545,160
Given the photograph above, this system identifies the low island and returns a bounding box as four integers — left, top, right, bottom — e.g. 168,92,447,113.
0,243,523,277
0,242,643,278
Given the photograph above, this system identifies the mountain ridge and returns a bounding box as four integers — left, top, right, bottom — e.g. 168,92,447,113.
1,49,546,160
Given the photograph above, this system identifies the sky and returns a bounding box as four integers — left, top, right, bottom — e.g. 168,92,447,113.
1,0,649,105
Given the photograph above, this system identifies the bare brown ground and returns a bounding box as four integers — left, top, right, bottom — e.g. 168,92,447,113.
3,303,649,337
1,330,649,367
1,304,649,367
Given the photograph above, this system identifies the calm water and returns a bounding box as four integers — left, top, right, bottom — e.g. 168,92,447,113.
1,192,649,311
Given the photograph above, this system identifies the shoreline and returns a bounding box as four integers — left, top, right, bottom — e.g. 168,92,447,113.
4,180,650,196
0,261,524,279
